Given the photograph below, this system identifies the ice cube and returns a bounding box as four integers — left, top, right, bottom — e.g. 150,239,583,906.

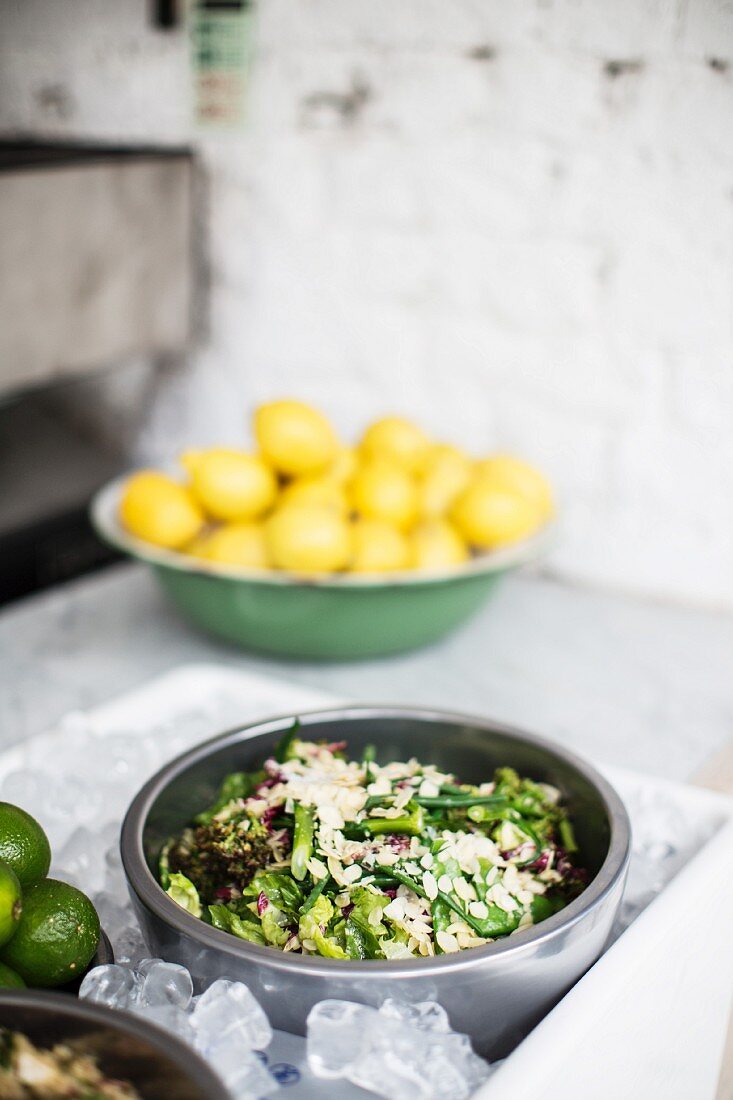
191,978,272,1052
0,770,52,813
101,820,121,850
91,895,147,965
102,866,128,899
379,998,450,1033
24,715,94,774
79,964,137,1010
83,733,155,785
52,776,103,825
55,827,107,895
136,956,165,975
113,923,148,967
307,999,491,1100
140,1004,195,1042
102,839,128,902
93,892,131,939
138,961,193,1009
608,781,714,941
211,1041,276,1098
306,1001,374,1077
7,772,102,846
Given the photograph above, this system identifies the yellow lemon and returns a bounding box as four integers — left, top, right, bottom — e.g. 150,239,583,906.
255,400,339,477
360,416,431,474
326,447,359,486
351,518,411,573
475,455,554,520
184,448,277,522
452,479,543,549
188,523,270,570
350,460,418,532
280,476,349,514
185,533,213,558
410,520,469,570
119,471,204,550
418,444,473,519
266,505,353,573
179,450,203,479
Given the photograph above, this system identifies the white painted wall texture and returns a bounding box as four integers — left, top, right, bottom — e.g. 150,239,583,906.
1,0,732,609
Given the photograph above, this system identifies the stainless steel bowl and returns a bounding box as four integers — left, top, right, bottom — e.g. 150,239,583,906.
0,990,228,1098
121,706,631,1059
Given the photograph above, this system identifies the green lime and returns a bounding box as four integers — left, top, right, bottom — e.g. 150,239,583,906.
0,861,22,948
0,803,51,887
0,879,100,988
0,960,25,988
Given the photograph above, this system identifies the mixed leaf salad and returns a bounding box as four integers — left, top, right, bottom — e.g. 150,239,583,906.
0,1029,142,1099
160,725,588,959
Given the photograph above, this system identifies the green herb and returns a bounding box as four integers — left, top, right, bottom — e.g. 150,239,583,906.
275,718,302,763
195,770,262,825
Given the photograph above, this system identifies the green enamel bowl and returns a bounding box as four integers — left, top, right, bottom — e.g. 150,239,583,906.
91,478,553,661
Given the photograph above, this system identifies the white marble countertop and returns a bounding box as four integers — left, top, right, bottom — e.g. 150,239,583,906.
1,562,731,782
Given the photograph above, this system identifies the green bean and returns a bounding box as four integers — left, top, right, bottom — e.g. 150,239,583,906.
291,804,314,881
300,873,330,915
467,804,520,825
431,898,452,953
275,718,301,764
559,818,578,854
509,794,547,818
424,816,456,831
414,794,510,810
362,744,377,785
346,806,424,838
387,868,487,937
367,874,403,889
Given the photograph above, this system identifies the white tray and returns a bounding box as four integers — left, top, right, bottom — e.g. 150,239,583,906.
2,664,731,1100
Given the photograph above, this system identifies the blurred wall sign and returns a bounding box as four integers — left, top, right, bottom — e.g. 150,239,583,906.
191,0,255,128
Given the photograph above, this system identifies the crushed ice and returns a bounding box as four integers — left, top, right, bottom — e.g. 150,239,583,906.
80,966,275,1098
307,998,491,1099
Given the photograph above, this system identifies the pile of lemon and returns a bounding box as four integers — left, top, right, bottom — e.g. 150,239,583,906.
119,401,553,575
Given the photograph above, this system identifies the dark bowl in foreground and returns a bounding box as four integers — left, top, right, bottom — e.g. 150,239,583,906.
121,706,631,1059
0,990,228,1098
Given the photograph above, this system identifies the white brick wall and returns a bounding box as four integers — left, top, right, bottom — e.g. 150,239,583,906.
2,0,732,609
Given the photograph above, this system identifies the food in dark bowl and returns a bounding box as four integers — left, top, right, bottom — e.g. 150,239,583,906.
160,727,589,960
1,1026,142,1098
0,991,227,1098
121,707,631,1058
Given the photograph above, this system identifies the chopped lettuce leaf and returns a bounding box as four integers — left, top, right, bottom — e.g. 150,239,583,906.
298,894,334,943
208,904,267,944
254,871,304,917
261,904,291,947
166,872,201,918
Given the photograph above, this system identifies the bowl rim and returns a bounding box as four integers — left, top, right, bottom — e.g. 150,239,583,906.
0,989,229,1096
121,704,631,978
91,475,556,589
